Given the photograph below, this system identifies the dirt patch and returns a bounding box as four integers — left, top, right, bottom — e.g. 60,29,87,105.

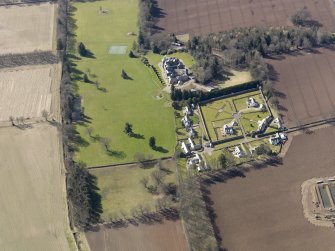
209,126,335,251
0,124,72,251
269,48,335,128
0,3,56,54
0,64,61,122
85,220,188,251
156,0,335,36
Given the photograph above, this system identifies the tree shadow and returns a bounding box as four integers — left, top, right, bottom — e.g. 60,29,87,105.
153,146,169,153
131,133,145,139
87,173,103,224
107,150,126,159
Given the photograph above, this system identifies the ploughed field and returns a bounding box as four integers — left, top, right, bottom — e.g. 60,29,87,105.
0,64,60,122
86,220,188,251
0,124,73,251
156,0,335,36
269,48,335,128
209,126,335,251
0,3,56,54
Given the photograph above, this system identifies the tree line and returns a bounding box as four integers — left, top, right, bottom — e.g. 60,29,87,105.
57,0,102,231
188,25,335,83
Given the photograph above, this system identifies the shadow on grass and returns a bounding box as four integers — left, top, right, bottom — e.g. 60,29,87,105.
87,172,103,224
107,150,126,159
153,146,169,153
131,133,145,139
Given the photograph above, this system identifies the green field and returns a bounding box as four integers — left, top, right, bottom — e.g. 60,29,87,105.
72,0,176,166
90,160,177,220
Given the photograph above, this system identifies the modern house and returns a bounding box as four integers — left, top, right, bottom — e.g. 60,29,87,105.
273,118,283,130
181,115,191,129
257,115,273,133
162,57,189,85
222,124,234,136
188,137,201,151
269,132,288,145
246,97,259,108
232,146,244,158
181,141,190,155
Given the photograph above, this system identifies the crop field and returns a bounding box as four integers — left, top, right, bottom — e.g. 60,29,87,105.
73,0,176,166
156,0,335,36
270,48,335,128
0,64,60,122
0,3,56,54
0,124,73,251
86,221,188,251
89,159,178,221
200,90,271,141
209,126,335,251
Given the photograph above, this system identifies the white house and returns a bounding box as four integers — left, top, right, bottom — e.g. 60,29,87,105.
187,153,202,166
257,115,273,132
246,97,259,108
188,137,201,151
269,132,288,145
184,106,192,116
181,142,190,155
189,128,196,138
181,115,191,128
222,124,234,136
232,146,244,158
273,118,283,130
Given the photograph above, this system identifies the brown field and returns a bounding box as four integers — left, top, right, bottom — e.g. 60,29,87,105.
269,48,335,128
0,124,74,251
0,64,61,122
86,220,188,251
0,3,56,54
156,0,335,36
209,126,335,251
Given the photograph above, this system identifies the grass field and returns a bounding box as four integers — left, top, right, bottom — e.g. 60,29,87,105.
219,70,252,89
73,0,176,166
90,159,178,220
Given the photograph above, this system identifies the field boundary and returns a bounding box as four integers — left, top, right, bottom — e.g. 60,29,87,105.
0,0,56,6
86,156,173,170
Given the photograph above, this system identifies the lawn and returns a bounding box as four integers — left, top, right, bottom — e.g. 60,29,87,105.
219,70,252,89
72,0,176,166
90,159,178,221
146,51,195,68
200,98,236,141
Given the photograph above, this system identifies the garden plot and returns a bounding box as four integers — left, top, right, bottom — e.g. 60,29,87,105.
0,3,56,54
0,64,60,122
200,90,275,142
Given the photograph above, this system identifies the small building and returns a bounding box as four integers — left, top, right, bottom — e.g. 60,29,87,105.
189,128,196,138
257,115,273,133
184,106,192,116
246,97,259,108
181,115,191,128
187,153,202,166
273,118,283,130
181,142,190,155
232,146,244,158
188,137,201,151
269,132,288,145
222,124,234,136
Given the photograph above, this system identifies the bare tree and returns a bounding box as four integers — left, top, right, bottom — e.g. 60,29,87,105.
86,127,94,138
42,110,49,121
151,170,164,186
9,116,14,126
140,177,149,189
100,137,111,152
